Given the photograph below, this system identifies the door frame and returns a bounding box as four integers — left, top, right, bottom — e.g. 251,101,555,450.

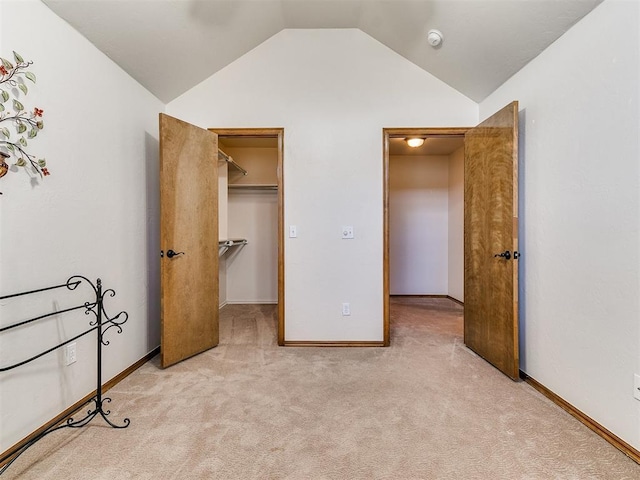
382,127,469,346
210,128,285,345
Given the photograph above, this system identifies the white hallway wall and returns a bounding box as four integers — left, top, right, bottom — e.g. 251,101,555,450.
0,0,163,452
447,146,464,302
481,0,640,450
167,29,477,341
389,155,449,295
388,149,464,300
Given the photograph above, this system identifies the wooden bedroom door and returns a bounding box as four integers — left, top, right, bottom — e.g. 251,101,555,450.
464,101,520,380
159,113,219,368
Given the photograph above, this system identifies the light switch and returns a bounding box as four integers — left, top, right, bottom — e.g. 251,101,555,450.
342,226,354,239
289,225,297,238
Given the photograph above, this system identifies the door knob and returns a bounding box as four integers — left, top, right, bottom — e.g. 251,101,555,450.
166,249,185,259
494,250,511,260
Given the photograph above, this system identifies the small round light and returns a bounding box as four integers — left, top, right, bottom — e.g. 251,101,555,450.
405,137,425,148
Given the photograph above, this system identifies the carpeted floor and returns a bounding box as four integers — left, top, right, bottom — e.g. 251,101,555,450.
3,298,639,479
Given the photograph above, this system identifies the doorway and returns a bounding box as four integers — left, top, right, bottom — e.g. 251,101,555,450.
159,118,286,368
210,128,285,346
383,128,468,346
383,102,520,380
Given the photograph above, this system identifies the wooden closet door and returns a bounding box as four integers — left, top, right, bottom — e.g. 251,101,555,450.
464,101,520,380
159,113,219,368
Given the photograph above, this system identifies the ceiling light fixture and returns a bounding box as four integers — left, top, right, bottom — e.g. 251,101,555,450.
405,137,425,148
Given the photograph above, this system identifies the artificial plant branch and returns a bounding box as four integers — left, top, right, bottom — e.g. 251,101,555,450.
0,51,47,187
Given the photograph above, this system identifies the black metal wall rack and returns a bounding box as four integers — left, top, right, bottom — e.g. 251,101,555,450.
0,275,129,475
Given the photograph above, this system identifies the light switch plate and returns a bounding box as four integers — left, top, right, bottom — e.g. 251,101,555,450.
289,225,297,238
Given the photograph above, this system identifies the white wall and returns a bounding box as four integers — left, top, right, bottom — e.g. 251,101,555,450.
167,29,478,341
227,191,279,303
389,155,449,295
480,0,640,450
218,162,228,307
224,145,279,304
0,0,163,452
447,146,464,302
218,162,229,240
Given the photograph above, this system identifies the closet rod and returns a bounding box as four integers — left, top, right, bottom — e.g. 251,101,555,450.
218,238,248,257
218,239,248,247
218,149,248,176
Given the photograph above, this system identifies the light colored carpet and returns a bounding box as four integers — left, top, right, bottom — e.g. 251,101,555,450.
4,298,639,479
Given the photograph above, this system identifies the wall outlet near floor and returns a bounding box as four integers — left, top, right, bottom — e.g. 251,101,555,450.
342,302,351,316
65,342,77,365
634,374,640,401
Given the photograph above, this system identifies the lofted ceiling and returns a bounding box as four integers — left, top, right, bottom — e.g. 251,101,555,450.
43,0,602,103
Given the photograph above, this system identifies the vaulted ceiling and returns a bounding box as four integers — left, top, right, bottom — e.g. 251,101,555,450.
43,0,602,103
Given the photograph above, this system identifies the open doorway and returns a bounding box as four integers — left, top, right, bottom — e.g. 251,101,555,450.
386,131,467,360
211,128,285,346
383,128,468,346
387,134,466,300
383,102,520,380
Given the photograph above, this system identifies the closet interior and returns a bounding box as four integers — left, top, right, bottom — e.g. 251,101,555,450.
388,135,465,303
217,135,280,310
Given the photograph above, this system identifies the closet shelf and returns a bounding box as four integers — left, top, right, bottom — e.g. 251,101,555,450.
228,184,278,191
218,148,248,176
218,238,248,257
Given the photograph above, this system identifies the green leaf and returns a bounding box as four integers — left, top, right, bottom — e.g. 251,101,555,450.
16,158,26,167
38,159,46,167
28,129,37,139
25,72,36,83
19,137,27,147
1,127,9,138
13,51,24,64
0,103,3,112
13,99,24,112
6,144,14,152
17,123,27,134
0,58,13,70
18,83,28,95
1,90,8,103
36,121,44,130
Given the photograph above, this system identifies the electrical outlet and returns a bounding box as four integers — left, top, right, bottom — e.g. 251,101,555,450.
634,374,640,401
342,303,351,316
342,226,354,239
65,342,77,365
289,225,297,238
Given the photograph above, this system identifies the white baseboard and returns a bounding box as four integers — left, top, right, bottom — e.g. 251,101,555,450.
219,301,228,309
